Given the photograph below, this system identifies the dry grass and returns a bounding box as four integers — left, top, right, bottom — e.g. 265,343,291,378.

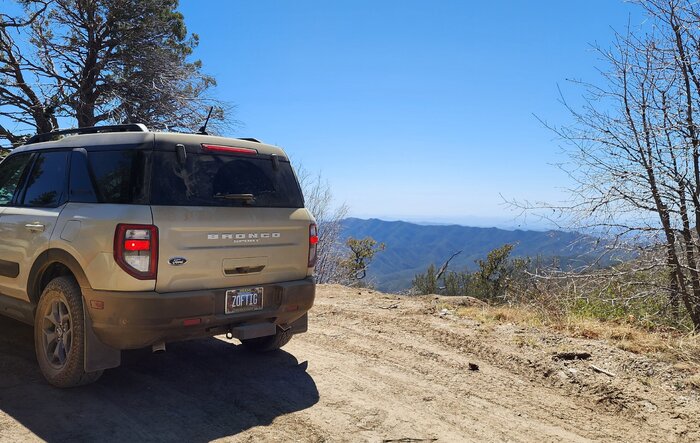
456,305,542,326
449,302,700,364
555,315,700,363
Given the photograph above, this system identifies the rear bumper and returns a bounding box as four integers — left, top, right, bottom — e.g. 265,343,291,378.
82,278,315,350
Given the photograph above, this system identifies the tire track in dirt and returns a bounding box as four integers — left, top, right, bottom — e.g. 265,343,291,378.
280,285,698,442
303,314,626,440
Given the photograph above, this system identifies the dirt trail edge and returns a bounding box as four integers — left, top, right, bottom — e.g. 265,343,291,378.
1,284,699,442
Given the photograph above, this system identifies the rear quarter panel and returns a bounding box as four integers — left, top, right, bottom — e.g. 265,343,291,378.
52,203,155,291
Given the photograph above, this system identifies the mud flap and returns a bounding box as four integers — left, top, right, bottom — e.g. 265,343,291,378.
83,298,121,372
290,313,308,334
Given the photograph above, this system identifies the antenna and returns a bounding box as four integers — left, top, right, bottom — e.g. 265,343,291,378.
198,107,214,135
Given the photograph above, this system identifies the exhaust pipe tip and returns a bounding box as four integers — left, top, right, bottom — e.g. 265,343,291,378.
152,342,166,353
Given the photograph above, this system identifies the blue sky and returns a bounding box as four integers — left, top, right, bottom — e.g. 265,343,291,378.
0,0,644,228
178,0,644,228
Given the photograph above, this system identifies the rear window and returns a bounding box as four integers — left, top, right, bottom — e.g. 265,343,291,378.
150,152,304,208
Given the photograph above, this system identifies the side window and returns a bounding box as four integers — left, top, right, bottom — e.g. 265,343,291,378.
87,150,147,204
0,153,32,206
69,151,98,203
21,151,70,208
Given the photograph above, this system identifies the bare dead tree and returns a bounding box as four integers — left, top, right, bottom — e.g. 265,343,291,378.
0,1,56,144
522,0,700,330
435,250,462,281
296,166,349,284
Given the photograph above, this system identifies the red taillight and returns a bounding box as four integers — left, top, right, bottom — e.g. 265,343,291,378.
114,224,158,280
308,223,318,268
124,239,151,251
201,144,257,155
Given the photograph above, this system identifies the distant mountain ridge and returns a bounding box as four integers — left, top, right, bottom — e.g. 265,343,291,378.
339,218,599,292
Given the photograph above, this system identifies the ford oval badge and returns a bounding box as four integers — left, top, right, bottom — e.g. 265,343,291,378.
169,257,187,266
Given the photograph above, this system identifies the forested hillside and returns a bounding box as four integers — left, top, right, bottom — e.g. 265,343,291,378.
340,218,602,292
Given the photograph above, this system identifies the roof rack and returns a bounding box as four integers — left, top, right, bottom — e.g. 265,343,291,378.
25,123,149,145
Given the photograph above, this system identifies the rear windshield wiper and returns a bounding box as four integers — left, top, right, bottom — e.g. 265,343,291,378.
213,193,255,201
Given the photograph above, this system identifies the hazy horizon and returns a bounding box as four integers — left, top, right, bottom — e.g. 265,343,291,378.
342,214,563,232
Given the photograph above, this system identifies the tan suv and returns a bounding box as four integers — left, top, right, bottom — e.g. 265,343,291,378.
0,124,317,387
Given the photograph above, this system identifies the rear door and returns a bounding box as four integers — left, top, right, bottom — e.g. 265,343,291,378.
148,147,312,292
0,153,33,296
0,150,70,300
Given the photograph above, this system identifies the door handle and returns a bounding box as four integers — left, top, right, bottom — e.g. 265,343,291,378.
25,222,45,233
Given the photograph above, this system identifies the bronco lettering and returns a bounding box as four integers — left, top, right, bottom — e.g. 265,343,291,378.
207,232,281,240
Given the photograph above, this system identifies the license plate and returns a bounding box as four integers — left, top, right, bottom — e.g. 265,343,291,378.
225,287,264,314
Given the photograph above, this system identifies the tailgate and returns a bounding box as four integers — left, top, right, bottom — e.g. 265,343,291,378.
153,206,312,292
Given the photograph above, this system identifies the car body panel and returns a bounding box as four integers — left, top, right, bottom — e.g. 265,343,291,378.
0,206,64,300
152,206,313,292
52,203,155,291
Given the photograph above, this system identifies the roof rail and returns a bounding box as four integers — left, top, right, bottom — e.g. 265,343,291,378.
25,123,149,145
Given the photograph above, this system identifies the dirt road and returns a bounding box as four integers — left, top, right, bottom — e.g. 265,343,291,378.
1,284,699,442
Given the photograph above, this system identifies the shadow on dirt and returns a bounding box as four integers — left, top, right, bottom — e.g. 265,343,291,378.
0,316,319,442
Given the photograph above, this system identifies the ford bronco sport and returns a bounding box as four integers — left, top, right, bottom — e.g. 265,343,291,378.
0,124,317,387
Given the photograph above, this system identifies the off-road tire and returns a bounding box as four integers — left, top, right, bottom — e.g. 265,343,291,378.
241,327,293,352
34,276,103,388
